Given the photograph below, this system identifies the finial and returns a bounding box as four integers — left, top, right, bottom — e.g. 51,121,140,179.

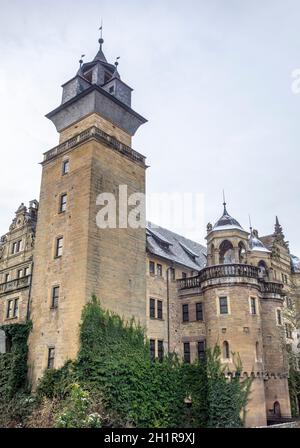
249,215,253,234
79,54,85,69
222,190,228,215
115,56,120,68
99,20,104,47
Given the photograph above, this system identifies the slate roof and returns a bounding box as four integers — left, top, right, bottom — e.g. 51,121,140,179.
212,204,244,232
146,222,207,271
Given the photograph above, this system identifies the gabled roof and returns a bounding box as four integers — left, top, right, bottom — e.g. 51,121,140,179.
146,222,207,270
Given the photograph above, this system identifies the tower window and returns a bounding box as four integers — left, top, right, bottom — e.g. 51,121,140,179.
158,340,164,362
250,297,257,315
182,304,189,322
17,269,23,279
59,194,67,213
157,300,163,320
150,339,155,361
277,309,282,326
55,237,63,258
24,267,30,277
47,347,55,370
5,273,10,283
198,341,206,362
223,341,230,359
219,297,228,315
104,71,112,83
62,160,69,175
150,298,155,318
109,86,114,94
184,342,191,364
196,303,203,321
51,286,60,309
149,261,155,275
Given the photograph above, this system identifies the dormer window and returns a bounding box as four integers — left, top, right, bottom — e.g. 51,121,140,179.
84,70,93,83
109,86,114,94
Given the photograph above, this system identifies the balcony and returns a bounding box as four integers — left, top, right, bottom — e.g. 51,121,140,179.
178,264,284,297
0,275,31,295
178,264,259,290
43,126,146,166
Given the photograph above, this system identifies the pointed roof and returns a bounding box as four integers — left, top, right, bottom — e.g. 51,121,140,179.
93,38,107,63
249,229,270,253
212,202,244,232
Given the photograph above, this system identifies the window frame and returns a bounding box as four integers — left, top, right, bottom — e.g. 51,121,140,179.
219,296,228,315
55,237,63,258
157,300,163,320
51,286,60,309
156,264,163,277
198,341,206,362
62,159,70,175
59,193,67,213
196,302,203,321
184,342,191,364
149,261,155,276
47,347,55,370
182,304,189,323
157,340,164,362
149,298,155,319
250,297,257,315
150,339,155,362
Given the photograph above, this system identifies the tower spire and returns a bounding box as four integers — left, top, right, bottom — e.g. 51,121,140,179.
94,21,107,63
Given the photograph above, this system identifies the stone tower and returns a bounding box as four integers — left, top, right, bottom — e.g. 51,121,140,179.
196,202,290,426
28,36,148,385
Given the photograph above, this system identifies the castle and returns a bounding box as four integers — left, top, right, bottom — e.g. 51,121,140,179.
0,35,300,428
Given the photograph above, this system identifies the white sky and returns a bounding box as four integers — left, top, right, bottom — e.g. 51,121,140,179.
0,0,300,254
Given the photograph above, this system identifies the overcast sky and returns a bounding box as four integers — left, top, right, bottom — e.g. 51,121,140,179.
0,0,300,254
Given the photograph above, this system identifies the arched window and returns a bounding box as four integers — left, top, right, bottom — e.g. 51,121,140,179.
238,241,247,264
219,240,234,265
223,341,230,359
273,401,281,417
258,260,268,279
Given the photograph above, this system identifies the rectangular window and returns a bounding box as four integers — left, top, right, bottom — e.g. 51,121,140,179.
17,269,23,279
55,237,63,258
109,86,114,94
13,299,19,318
182,304,189,322
277,309,282,326
150,298,155,318
5,273,10,283
24,267,30,277
182,272,187,279
170,268,175,281
62,160,69,175
150,339,155,361
59,194,67,213
51,286,60,309
198,341,206,362
12,240,22,255
47,347,55,369
196,303,203,321
6,300,13,319
149,261,155,275
184,342,191,364
157,300,163,319
158,340,164,362
250,297,257,315
157,264,162,277
219,297,228,315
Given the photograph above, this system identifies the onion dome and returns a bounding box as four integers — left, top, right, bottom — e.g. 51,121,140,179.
249,229,270,253
213,202,244,231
